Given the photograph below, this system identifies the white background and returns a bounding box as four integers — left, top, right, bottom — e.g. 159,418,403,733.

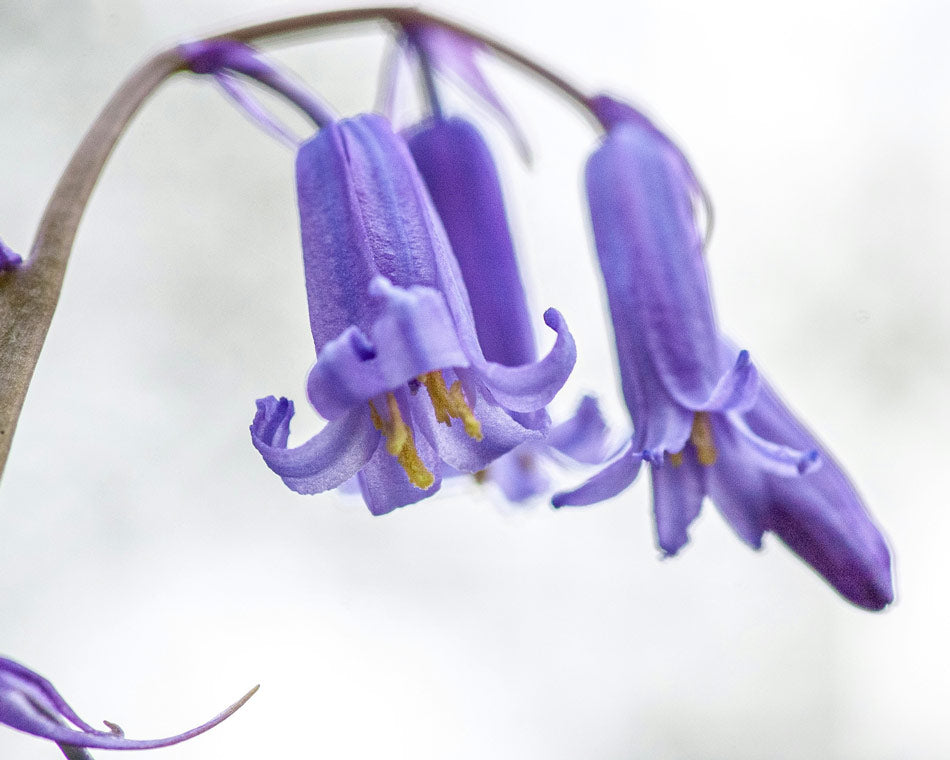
0,1,946,758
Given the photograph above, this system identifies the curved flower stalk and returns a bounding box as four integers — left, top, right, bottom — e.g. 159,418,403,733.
553,96,893,610
406,115,609,501
250,114,576,515
179,39,336,145
380,21,530,161
0,656,256,756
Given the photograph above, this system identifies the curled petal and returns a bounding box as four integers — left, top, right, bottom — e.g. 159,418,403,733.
546,395,611,465
475,308,576,413
306,277,470,420
552,439,642,508
650,450,705,555
690,349,760,413
726,411,821,477
250,397,378,494
0,660,257,750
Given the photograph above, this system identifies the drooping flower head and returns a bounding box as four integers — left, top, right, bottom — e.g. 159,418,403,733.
555,95,893,610
405,115,609,501
251,113,576,515
0,656,255,755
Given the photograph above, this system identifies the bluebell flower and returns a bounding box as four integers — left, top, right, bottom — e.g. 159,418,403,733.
554,95,893,610
406,115,609,501
250,114,576,515
0,656,255,755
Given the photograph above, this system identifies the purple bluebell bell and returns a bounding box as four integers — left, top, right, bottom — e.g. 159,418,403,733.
0,656,255,755
554,95,893,610
250,114,576,515
406,116,608,500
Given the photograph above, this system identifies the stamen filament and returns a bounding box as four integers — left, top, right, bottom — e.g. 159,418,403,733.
690,412,717,466
418,371,483,441
369,393,435,489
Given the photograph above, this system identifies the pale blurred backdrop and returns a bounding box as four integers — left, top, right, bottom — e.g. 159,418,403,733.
0,0,946,758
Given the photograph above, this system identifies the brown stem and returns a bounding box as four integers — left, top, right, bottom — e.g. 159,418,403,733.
0,9,596,482
0,48,188,480
207,7,597,120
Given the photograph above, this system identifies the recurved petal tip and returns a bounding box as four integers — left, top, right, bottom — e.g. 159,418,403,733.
476,308,576,414
552,440,642,508
250,398,378,494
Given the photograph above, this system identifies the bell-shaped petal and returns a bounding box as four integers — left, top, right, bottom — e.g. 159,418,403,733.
588,94,708,219
720,377,893,610
551,440,643,508
0,656,255,751
651,447,706,555
407,117,535,368
586,117,736,413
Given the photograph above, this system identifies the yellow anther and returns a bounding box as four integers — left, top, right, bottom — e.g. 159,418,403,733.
384,393,409,455
690,412,717,466
418,371,483,441
669,451,684,468
369,393,435,489
418,371,453,425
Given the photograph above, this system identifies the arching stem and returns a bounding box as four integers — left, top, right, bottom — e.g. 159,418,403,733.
0,8,597,481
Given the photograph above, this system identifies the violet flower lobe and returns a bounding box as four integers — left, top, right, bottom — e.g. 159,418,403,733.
0,656,255,755
406,116,609,501
554,96,893,610
250,114,576,515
